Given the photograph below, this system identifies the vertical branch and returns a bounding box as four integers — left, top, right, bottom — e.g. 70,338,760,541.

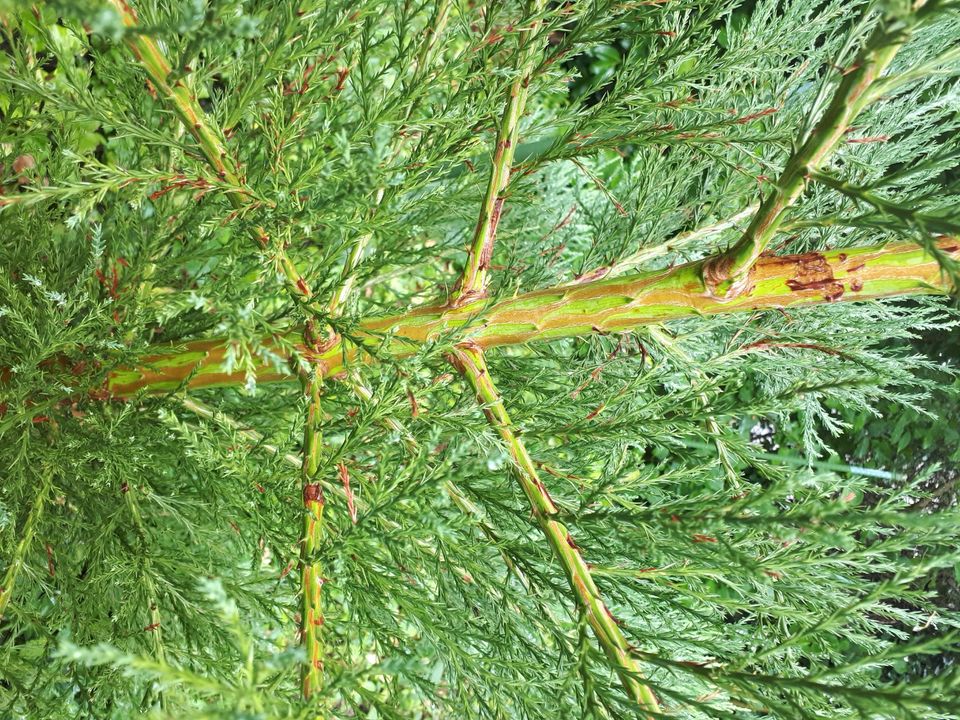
450,0,548,306
450,343,660,715
0,471,52,622
108,4,336,698
703,5,919,297
298,365,326,700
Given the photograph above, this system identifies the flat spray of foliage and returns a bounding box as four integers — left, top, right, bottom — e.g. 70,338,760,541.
2,0,960,717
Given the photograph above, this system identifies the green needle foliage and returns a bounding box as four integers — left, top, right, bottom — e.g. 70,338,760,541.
2,0,960,718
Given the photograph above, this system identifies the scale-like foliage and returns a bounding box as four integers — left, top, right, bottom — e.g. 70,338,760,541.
2,0,960,718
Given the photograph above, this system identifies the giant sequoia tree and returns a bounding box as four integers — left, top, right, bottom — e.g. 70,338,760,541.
2,0,960,717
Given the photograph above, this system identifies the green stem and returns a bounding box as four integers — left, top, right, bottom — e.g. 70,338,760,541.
326,0,451,318
0,471,52,622
574,205,759,284
180,397,303,468
450,343,660,714
107,0,318,310
647,326,738,484
297,367,326,700
704,5,917,297
108,238,960,396
452,0,548,305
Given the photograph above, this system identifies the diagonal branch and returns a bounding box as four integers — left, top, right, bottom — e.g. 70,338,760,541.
450,0,548,306
703,4,921,297
449,343,660,714
107,0,318,310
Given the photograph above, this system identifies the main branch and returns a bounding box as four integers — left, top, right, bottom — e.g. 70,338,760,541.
107,238,959,396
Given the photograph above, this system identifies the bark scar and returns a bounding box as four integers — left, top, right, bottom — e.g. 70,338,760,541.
784,253,844,301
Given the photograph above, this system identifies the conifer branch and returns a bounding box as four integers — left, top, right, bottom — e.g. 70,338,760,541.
328,0,450,317
0,471,52,622
646,326,738,484
702,4,921,297
450,0,548,306
106,0,318,310
297,365,326,700
108,238,960,396
108,3,343,695
180,398,303,469
449,343,660,714
574,205,759,284
123,482,168,711
444,11,660,699
6,0,960,714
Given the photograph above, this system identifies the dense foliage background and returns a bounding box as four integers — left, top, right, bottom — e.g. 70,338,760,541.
2,0,960,718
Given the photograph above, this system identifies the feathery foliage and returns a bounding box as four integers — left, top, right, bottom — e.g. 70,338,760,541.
2,0,960,718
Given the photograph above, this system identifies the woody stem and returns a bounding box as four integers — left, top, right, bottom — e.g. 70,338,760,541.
107,238,960,397
705,5,918,296
107,0,318,309
453,0,547,304
450,343,660,714
298,367,326,700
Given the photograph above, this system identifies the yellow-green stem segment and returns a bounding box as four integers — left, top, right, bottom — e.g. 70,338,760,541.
0,471,52,622
452,0,547,305
705,5,918,296
298,368,326,700
124,482,168,711
106,238,960,397
107,0,317,309
450,343,659,713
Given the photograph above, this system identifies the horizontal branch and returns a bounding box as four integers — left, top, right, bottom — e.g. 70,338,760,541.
107,239,959,397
